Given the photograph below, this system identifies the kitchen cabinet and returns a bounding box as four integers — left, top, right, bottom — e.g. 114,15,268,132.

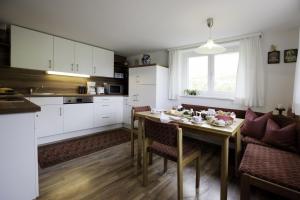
93,47,114,77
129,65,169,109
0,113,38,200
35,105,63,138
64,103,94,132
11,25,53,71
93,97,123,127
53,37,75,73
74,42,93,75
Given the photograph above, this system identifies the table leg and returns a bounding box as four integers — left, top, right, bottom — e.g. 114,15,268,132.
220,136,229,200
235,129,241,177
137,117,143,171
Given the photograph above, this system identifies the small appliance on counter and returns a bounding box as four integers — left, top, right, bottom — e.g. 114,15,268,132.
0,88,15,95
114,73,124,79
78,85,87,94
105,83,124,94
96,87,105,95
87,81,96,95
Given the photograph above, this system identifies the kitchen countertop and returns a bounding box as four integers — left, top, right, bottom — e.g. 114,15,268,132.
24,93,128,97
0,97,41,115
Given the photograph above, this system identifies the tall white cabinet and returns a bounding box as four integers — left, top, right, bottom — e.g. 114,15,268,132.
124,65,169,126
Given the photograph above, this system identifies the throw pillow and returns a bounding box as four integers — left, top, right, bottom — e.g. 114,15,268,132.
241,108,272,139
262,119,297,151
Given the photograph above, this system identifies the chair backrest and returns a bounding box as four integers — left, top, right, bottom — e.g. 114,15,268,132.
144,118,179,147
131,106,151,125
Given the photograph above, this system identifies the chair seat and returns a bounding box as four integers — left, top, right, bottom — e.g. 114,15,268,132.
241,136,269,147
239,144,300,191
148,137,200,162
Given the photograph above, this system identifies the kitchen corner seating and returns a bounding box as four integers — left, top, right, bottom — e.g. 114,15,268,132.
181,104,300,200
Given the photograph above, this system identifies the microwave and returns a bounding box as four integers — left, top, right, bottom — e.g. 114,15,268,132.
105,84,124,94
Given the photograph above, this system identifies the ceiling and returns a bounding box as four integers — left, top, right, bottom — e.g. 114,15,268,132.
0,0,300,56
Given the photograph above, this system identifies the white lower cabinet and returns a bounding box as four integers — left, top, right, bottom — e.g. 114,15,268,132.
0,113,38,200
35,105,63,137
63,103,94,132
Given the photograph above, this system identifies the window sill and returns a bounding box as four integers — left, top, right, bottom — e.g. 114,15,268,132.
180,95,234,101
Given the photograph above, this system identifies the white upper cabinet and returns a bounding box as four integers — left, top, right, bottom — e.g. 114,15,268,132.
74,42,93,75
11,25,54,71
11,25,113,76
93,47,114,77
53,37,75,73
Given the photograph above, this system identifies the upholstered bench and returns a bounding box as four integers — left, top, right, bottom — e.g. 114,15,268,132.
239,143,300,200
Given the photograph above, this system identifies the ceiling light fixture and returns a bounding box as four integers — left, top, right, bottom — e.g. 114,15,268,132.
195,18,226,55
46,71,90,78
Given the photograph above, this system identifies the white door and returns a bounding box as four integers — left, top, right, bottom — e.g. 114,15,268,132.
93,47,114,77
134,66,157,85
35,105,63,138
135,84,156,108
53,37,75,73
74,42,93,75
11,25,53,71
63,104,94,132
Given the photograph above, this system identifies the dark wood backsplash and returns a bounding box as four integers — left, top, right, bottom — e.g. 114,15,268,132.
0,66,128,95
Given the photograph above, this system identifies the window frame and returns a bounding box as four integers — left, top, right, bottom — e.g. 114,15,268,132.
182,44,239,100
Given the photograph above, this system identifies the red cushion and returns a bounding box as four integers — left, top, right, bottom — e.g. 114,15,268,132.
241,108,272,139
262,119,297,152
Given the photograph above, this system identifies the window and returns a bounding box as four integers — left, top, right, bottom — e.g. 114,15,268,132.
185,47,239,98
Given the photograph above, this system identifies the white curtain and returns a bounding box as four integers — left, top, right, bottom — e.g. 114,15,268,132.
168,49,181,99
292,28,300,115
235,36,264,107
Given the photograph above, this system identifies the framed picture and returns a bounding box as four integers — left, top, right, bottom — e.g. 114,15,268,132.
268,51,280,64
284,49,298,63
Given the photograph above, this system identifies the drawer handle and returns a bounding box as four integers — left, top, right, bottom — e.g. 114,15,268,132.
102,116,110,119
102,105,109,107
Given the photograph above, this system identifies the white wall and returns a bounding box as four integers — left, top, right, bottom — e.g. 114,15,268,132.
127,50,168,66
128,28,299,113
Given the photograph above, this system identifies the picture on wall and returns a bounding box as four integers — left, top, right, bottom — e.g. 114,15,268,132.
268,51,280,64
284,49,298,63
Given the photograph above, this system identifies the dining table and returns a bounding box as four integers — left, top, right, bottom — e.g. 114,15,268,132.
135,111,244,200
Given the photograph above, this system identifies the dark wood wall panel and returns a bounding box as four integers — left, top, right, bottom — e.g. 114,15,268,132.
0,67,127,95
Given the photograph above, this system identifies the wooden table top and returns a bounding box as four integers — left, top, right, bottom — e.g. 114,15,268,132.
135,111,244,137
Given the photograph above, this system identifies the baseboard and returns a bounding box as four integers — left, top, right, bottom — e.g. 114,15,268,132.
37,124,124,145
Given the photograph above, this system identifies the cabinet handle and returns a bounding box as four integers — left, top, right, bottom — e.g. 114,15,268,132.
71,64,74,71
102,105,109,107
59,107,62,116
49,60,52,69
102,116,110,119
94,66,96,74
76,64,79,71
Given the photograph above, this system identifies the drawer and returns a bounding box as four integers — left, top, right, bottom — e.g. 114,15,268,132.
29,97,63,106
94,113,116,127
94,102,114,114
93,96,123,103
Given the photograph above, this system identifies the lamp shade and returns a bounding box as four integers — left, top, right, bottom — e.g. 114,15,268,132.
195,39,226,55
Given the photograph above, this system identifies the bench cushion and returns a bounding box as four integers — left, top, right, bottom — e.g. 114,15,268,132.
239,144,300,191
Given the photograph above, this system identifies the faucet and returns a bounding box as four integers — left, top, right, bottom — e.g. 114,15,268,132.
30,84,44,94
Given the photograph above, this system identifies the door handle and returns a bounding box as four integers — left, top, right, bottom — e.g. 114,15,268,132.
76,64,79,71
71,64,74,71
49,60,52,69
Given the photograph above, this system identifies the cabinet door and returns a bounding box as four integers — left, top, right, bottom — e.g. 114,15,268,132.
134,66,156,85
135,84,156,108
35,105,63,138
93,47,114,77
53,37,75,73
74,42,93,75
11,25,53,71
63,104,94,132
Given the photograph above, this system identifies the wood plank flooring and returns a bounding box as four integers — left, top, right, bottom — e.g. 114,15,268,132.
38,141,286,200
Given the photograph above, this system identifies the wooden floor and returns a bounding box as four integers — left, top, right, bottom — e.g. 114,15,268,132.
38,141,285,200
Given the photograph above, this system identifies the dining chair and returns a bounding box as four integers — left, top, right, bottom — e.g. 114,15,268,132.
131,106,151,158
143,117,201,200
